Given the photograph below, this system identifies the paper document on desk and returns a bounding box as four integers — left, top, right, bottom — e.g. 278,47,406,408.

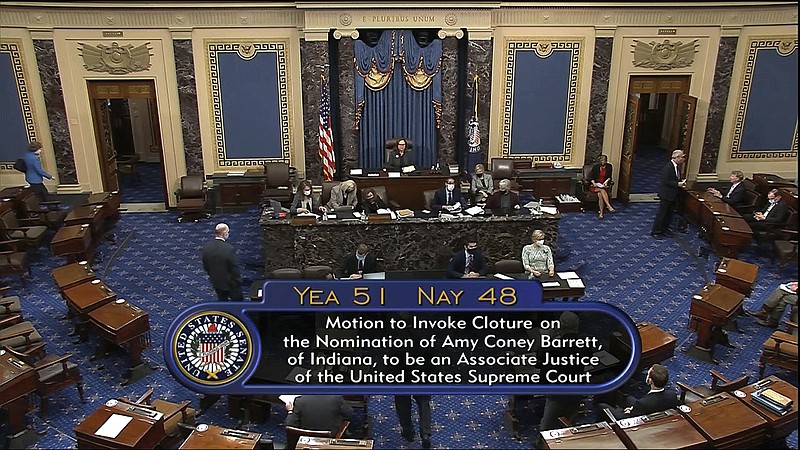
541,281,561,288
402,165,417,173
567,278,585,288
540,206,559,215
557,271,580,279
95,414,133,438
493,273,513,280
279,394,299,405
227,171,246,176
376,208,392,215
465,206,484,216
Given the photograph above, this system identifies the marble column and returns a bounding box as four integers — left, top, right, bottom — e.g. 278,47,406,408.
466,38,493,166
701,37,738,174
173,40,203,175
34,40,77,184
585,37,613,165
300,40,329,184
337,37,358,176
438,37,459,167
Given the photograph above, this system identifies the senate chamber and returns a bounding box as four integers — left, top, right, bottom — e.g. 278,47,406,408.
0,1,797,449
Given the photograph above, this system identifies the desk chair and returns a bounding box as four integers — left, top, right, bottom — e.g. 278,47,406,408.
0,321,45,359
4,345,85,418
360,185,400,209
304,265,334,280
495,259,524,274
21,192,68,230
285,421,349,450
759,320,798,377
0,209,48,251
321,181,340,207
0,239,30,286
676,369,750,404
272,268,303,279
175,175,210,223
263,162,293,205
753,209,797,245
0,286,21,319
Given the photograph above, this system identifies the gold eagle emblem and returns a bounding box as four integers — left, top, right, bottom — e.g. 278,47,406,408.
78,41,152,74
632,39,698,70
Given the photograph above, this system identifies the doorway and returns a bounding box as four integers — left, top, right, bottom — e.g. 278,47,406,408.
88,80,166,205
617,76,697,205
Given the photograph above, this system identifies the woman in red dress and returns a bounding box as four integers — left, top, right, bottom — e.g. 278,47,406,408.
589,154,615,218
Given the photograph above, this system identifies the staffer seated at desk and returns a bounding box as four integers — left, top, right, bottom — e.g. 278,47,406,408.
598,364,681,420
285,395,353,435
485,179,520,210
361,188,388,215
339,243,379,279
447,235,487,279
385,138,414,170
432,177,463,212
327,180,358,209
521,229,554,277
707,170,746,209
291,180,322,214
470,164,494,204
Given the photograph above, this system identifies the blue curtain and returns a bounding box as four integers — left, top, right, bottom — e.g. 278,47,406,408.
354,30,442,170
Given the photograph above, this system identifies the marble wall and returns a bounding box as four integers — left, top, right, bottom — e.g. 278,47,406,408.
701,37,738,174
585,37,613,165
438,37,459,167
34,40,77,184
466,38,493,167
300,40,328,184
173,40,203,175
337,38,358,176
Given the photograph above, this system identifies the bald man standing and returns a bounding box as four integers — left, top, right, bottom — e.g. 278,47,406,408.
202,223,243,300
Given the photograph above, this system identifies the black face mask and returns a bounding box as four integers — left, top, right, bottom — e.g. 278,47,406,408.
476,173,484,178
466,248,477,254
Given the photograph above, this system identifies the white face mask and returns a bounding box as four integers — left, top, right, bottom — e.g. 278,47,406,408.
536,240,545,246
303,190,312,196
446,184,455,192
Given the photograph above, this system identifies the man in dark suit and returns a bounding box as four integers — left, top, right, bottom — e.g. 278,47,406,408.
598,364,681,420
432,177,464,212
651,150,687,239
201,223,242,300
746,188,791,234
707,170,746,209
384,138,414,170
339,243,379,279
485,178,521,210
285,395,353,435
447,235,487,278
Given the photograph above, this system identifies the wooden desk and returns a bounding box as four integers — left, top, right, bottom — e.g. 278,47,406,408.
74,399,166,449
52,261,96,292
209,172,267,209
516,168,579,199
179,424,261,449
0,349,36,434
685,191,752,257
297,436,373,449
540,422,627,449
88,300,152,384
85,191,121,220
352,173,451,210
714,258,758,296
739,376,798,441
681,392,767,448
614,409,707,449
609,323,677,371
63,279,117,317
65,205,107,239
51,224,93,259
687,284,744,363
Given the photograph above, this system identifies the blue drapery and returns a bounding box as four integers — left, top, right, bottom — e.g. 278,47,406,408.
354,30,442,169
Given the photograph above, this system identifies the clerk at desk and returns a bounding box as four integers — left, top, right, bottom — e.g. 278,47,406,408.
432,177,463,212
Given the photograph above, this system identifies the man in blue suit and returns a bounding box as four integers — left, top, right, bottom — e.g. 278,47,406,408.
651,150,687,239
432,177,464,212
447,235,487,279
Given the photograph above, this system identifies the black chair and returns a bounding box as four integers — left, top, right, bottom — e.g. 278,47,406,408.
773,229,798,271
0,209,48,251
675,369,750,404
263,162,293,205
303,265,334,280
494,259,524,274
175,175,210,223
20,191,68,230
577,163,614,212
271,268,303,279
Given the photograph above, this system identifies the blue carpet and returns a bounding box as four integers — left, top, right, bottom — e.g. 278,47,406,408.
119,162,166,203
0,204,796,449
631,146,669,194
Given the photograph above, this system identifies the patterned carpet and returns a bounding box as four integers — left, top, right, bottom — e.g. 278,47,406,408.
118,162,166,203
631,145,669,194
0,202,796,449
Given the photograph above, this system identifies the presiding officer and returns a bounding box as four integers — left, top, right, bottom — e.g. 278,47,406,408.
385,138,414,170
201,223,242,300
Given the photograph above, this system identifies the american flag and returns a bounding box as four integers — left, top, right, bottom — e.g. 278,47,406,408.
318,77,336,182
201,323,225,364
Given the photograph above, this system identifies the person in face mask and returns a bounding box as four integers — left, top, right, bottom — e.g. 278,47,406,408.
447,235,487,279
290,180,322,214
470,163,494,204
485,178,521,210
339,243,379,279
745,188,790,236
327,179,359,209
522,229,554,278
360,188,388,215
432,177,464,212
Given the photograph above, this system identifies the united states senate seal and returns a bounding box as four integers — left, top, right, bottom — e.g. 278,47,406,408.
172,311,252,386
